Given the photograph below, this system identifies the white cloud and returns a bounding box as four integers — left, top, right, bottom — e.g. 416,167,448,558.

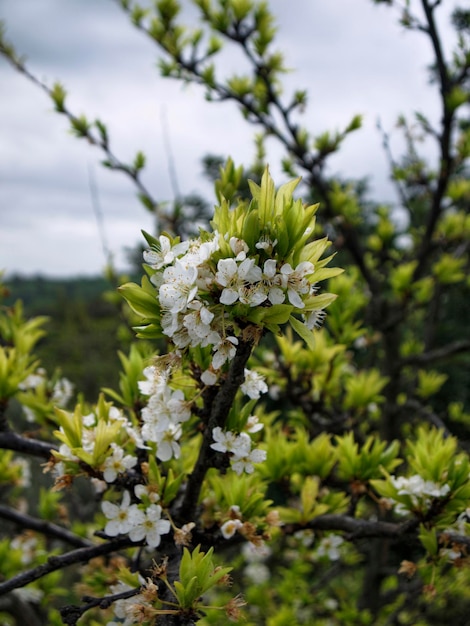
0,0,460,276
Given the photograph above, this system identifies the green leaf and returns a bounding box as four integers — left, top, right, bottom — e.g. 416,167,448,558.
289,315,316,351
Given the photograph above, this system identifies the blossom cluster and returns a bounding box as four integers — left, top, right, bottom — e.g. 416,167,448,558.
53,403,143,482
389,474,451,515
102,488,171,548
211,425,266,475
19,368,74,422
138,364,190,462
143,231,322,375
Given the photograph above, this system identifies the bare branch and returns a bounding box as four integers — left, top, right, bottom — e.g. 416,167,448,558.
0,536,137,596
177,334,255,522
60,587,141,626
0,504,93,549
402,340,470,366
0,431,57,459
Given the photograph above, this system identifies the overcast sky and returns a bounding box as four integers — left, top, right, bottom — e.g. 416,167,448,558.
0,0,458,277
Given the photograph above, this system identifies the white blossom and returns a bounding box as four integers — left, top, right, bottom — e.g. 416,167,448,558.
102,444,137,483
231,448,267,475
215,258,262,305
211,427,251,455
178,235,219,269
280,261,314,308
241,369,268,399
134,484,160,504
143,235,189,270
391,475,450,500
52,377,74,406
229,236,249,260
141,387,190,442
303,309,327,330
159,261,198,313
259,259,285,305
245,415,264,433
128,504,171,547
255,235,277,252
102,491,144,537
212,336,238,370
155,423,182,461
201,369,218,386
316,534,344,561
138,365,168,396
220,519,243,539
183,301,217,346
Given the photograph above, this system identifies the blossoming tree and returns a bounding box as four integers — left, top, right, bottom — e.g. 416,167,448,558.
1,1,470,625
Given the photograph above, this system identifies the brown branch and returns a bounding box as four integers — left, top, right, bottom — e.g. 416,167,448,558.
402,340,470,366
0,536,137,596
0,504,92,549
303,515,419,539
414,0,455,277
60,587,141,626
0,431,57,459
177,334,255,522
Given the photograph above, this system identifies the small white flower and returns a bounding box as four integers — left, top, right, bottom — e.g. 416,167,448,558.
229,237,249,260
178,235,219,269
52,377,74,406
159,261,198,313
128,504,171,548
82,412,96,428
143,235,189,270
134,483,160,504
141,387,190,442
260,259,285,305
183,302,215,345
245,415,264,433
280,261,314,308
212,336,238,369
155,423,182,461
242,540,271,561
138,365,169,396
303,309,327,330
255,235,277,252
19,370,46,390
231,447,267,475
220,519,243,539
102,491,144,537
216,258,262,306
244,562,270,583
201,369,218,386
102,445,137,483
241,369,268,399
211,428,251,455
316,534,344,561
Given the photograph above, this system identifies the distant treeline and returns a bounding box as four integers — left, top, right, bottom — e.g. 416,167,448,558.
4,275,128,401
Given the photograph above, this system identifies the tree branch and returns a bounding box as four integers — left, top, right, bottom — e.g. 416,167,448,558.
0,431,57,459
60,587,141,626
177,334,255,522
303,515,419,539
414,0,455,277
0,537,137,596
0,504,92,549
402,340,470,366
